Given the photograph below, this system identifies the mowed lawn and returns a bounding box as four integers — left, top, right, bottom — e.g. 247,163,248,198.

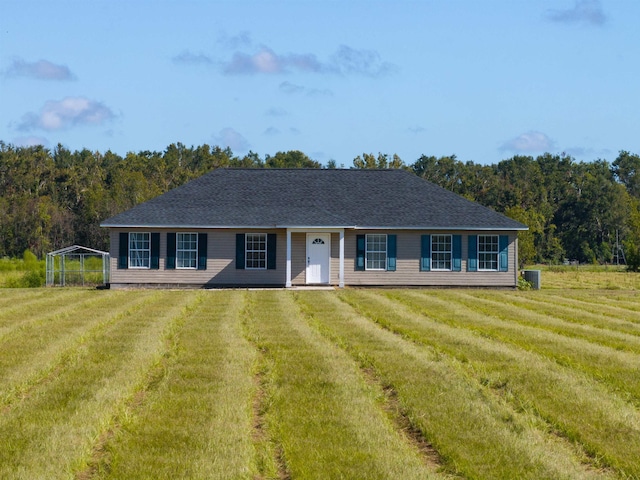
2,274,640,479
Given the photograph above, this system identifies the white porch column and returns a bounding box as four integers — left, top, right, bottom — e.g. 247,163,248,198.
339,229,345,288
286,229,292,288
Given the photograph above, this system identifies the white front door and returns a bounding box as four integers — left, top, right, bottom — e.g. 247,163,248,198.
306,234,330,284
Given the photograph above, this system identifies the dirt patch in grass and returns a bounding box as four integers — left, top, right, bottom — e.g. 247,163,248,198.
361,366,449,473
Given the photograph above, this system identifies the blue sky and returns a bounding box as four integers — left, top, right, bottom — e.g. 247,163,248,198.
1,0,638,166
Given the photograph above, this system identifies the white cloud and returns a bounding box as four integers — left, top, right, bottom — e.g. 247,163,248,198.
216,43,395,77
264,127,280,136
278,81,332,97
217,31,253,50
266,107,288,117
223,46,324,75
279,81,305,94
172,51,213,65
3,58,75,80
330,45,397,77
546,0,607,26
12,136,50,148
500,131,555,153
16,97,115,132
213,127,250,152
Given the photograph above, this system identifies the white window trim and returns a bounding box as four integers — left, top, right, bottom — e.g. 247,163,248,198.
176,232,198,270
246,233,267,270
478,234,499,271
431,234,452,271
365,234,387,271
129,232,150,269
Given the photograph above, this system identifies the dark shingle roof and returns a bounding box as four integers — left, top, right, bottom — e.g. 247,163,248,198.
101,168,527,230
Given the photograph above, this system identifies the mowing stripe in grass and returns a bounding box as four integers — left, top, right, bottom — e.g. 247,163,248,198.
243,290,440,480
96,290,257,480
0,288,53,310
241,297,284,480
371,289,640,477
297,290,616,480
541,271,640,290
434,290,640,403
0,291,199,479
465,290,640,345
519,291,640,324
0,288,92,339
0,291,158,410
545,289,640,312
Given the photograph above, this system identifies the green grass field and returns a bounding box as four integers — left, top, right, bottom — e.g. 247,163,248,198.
2,273,640,479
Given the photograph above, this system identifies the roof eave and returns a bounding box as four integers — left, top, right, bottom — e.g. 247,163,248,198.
101,223,528,231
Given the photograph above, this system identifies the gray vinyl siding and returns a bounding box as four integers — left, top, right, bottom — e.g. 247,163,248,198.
109,228,518,288
291,233,306,285
344,230,518,288
109,228,286,287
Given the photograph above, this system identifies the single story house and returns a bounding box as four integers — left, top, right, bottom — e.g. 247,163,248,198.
100,168,528,288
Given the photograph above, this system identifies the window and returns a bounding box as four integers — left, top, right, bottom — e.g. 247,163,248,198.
176,233,198,269
246,233,267,269
431,235,452,270
478,235,499,271
366,234,387,270
129,232,150,268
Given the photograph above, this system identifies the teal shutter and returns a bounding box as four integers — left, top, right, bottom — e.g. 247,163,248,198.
236,234,245,269
356,235,365,271
166,233,176,269
150,233,160,270
452,235,462,272
387,235,396,271
198,233,208,270
420,235,431,271
267,234,277,270
468,235,477,271
118,232,128,269
499,235,508,272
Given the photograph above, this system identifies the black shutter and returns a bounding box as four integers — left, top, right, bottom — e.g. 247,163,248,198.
236,234,245,269
198,233,208,270
150,233,160,270
267,233,277,270
356,235,365,271
118,232,128,269
166,233,176,269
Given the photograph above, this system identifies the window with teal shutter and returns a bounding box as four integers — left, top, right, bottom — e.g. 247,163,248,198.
356,235,365,271
387,235,396,271
452,235,462,272
499,235,508,272
468,235,478,272
420,235,431,271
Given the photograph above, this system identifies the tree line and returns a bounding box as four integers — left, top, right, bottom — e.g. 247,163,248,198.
1,141,639,269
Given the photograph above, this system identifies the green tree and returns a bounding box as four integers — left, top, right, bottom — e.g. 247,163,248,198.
265,150,321,168
613,150,640,198
353,153,403,169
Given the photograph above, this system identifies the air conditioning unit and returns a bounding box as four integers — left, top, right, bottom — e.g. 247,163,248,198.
522,270,541,290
